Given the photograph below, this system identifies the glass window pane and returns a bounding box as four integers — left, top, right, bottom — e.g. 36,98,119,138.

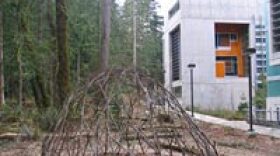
230,34,238,42
216,57,238,76
218,34,230,47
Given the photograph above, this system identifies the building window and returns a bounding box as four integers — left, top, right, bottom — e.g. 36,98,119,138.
257,67,266,73
217,57,238,76
215,33,238,50
256,31,266,36
170,26,181,81
257,60,264,66
230,34,238,42
256,54,266,59
256,45,266,51
169,1,180,19
256,38,266,43
256,25,265,29
257,60,266,66
172,86,182,98
271,0,280,53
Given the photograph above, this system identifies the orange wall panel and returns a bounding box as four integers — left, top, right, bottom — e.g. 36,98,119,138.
216,62,225,78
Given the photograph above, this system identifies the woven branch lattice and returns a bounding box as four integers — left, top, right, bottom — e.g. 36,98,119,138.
42,69,218,156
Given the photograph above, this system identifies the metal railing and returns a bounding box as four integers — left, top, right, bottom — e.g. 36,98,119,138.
247,108,280,128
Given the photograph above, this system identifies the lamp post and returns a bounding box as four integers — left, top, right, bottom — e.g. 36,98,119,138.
245,48,256,133
188,63,196,117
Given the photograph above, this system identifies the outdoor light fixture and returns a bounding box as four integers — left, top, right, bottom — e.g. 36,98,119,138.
188,63,196,117
246,48,257,55
188,64,196,69
245,48,256,133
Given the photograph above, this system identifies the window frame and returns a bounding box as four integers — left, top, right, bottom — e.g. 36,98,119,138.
170,26,181,81
172,86,182,98
215,32,238,51
216,56,238,76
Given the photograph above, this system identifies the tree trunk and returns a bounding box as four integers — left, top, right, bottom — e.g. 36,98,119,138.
0,11,4,107
17,50,23,108
37,0,50,109
56,0,70,106
133,0,137,70
31,74,49,109
100,0,112,71
17,3,23,109
48,0,56,37
47,0,57,106
31,77,42,109
77,50,81,85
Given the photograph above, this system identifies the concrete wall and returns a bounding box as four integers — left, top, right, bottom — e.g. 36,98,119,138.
181,0,262,21
164,0,262,110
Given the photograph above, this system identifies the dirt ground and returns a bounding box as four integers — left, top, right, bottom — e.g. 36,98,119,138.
197,121,280,156
0,121,280,156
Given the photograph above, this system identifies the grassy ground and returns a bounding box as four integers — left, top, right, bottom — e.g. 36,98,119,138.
194,109,246,121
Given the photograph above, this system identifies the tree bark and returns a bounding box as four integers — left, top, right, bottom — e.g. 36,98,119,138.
133,0,137,70
37,0,50,109
17,3,23,109
0,11,4,107
47,0,57,106
31,74,49,109
56,0,70,105
48,0,56,37
100,0,112,71
77,50,81,85
17,50,23,108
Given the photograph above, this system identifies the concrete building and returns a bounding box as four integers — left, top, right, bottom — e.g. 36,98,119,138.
163,0,263,110
266,0,280,120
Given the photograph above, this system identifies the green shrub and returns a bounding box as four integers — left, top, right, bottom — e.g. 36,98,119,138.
196,109,246,121
33,106,59,131
238,102,248,112
1,102,22,123
253,74,267,109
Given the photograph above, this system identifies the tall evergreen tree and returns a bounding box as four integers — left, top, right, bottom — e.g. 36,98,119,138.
56,0,70,105
121,0,163,79
100,0,112,71
0,7,4,107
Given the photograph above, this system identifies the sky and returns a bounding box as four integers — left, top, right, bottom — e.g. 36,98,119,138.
116,0,175,16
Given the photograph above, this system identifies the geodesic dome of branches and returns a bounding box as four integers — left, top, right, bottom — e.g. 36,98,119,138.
42,68,218,156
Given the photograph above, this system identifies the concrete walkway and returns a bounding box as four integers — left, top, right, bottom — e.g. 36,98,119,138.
188,112,280,139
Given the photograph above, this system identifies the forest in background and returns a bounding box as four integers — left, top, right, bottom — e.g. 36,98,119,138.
0,0,163,132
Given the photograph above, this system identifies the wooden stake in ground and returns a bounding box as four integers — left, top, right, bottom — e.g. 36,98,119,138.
100,0,112,71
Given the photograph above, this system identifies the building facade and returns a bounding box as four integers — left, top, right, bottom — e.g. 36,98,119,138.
163,0,263,110
266,0,280,120
255,24,267,85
